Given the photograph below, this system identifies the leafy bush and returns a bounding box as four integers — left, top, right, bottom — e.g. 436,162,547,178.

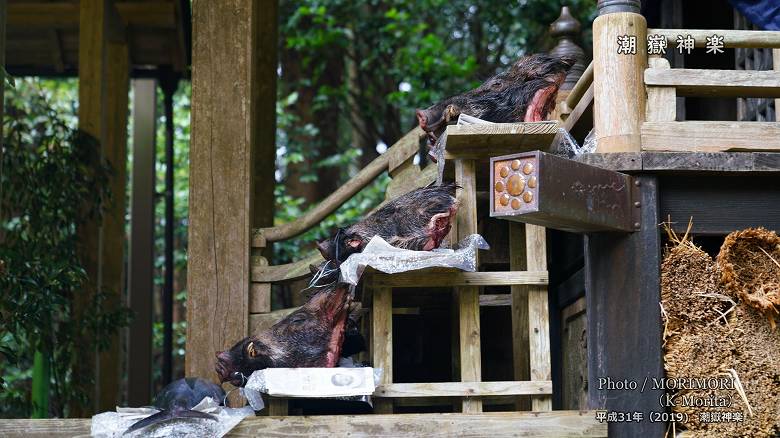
0,79,130,417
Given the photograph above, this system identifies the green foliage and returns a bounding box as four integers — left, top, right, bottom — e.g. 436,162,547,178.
0,79,131,417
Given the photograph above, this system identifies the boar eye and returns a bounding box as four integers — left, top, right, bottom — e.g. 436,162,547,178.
246,342,258,358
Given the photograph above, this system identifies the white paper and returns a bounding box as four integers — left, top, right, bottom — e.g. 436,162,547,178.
245,367,377,398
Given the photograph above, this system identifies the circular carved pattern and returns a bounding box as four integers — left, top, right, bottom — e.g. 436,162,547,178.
511,159,522,171
522,162,534,175
506,174,525,196
523,191,533,203
528,176,537,189
499,193,510,206
511,198,521,210
499,166,509,178
494,181,505,192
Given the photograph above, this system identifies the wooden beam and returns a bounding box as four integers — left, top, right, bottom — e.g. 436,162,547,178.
641,121,780,152
249,307,298,333
592,8,647,153
564,61,593,111
374,381,552,397
585,175,664,438
454,159,482,413
647,28,780,49
127,78,157,406
509,222,530,411
251,251,322,283
0,412,608,437
443,122,559,159
525,224,551,412
48,29,64,73
479,294,511,306
96,39,129,413
73,0,107,416
369,271,549,288
372,286,393,413
186,0,256,382
574,151,780,173
644,58,676,122
7,2,175,28
644,68,780,98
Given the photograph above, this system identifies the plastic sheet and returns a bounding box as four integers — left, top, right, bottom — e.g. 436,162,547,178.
551,127,597,158
90,397,254,438
245,366,380,398
338,233,490,286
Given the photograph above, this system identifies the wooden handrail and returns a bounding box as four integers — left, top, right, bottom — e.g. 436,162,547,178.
565,61,593,111
644,68,780,98
257,127,422,244
648,29,780,49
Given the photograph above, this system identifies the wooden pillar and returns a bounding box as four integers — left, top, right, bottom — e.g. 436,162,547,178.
525,224,551,412
160,72,177,386
74,1,107,413
187,0,259,381
96,37,130,412
585,176,663,438
372,286,393,413
592,0,646,152
455,160,482,413
509,223,530,411
127,79,157,406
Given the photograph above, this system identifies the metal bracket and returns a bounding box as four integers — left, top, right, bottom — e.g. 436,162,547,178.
490,151,639,233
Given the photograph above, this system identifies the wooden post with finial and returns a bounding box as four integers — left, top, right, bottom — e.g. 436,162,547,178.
550,6,587,92
592,0,647,153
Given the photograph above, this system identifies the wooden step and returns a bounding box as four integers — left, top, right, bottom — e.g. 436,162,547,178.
374,381,552,398
444,122,559,159
368,270,548,287
645,68,780,98
641,121,780,153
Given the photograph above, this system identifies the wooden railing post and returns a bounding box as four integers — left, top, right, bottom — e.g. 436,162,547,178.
592,0,647,153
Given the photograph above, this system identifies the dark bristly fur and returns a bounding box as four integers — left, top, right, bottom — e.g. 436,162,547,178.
416,54,574,151
317,183,460,263
215,282,354,387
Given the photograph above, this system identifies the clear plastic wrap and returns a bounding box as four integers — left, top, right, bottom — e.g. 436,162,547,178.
338,234,490,286
551,127,597,158
90,397,254,438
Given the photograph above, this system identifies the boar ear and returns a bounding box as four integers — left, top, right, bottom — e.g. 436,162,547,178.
416,109,428,130
317,240,333,260
246,341,259,358
347,238,362,249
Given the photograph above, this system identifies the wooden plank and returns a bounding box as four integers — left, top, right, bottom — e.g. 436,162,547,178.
525,224,551,412
479,294,511,307
647,28,780,49
641,121,780,152
249,307,297,333
251,251,322,283
509,223,530,411
775,48,780,122
371,286,393,414
384,162,437,201
444,122,559,159
592,12,647,153
645,58,676,122
370,270,548,287
561,297,588,410
127,79,156,406
0,412,609,438
574,151,780,173
374,381,552,398
186,0,255,382
249,283,270,314
561,83,593,133
96,39,129,413
659,174,780,235
565,61,593,111
454,159,482,413
644,68,780,98
585,175,664,438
